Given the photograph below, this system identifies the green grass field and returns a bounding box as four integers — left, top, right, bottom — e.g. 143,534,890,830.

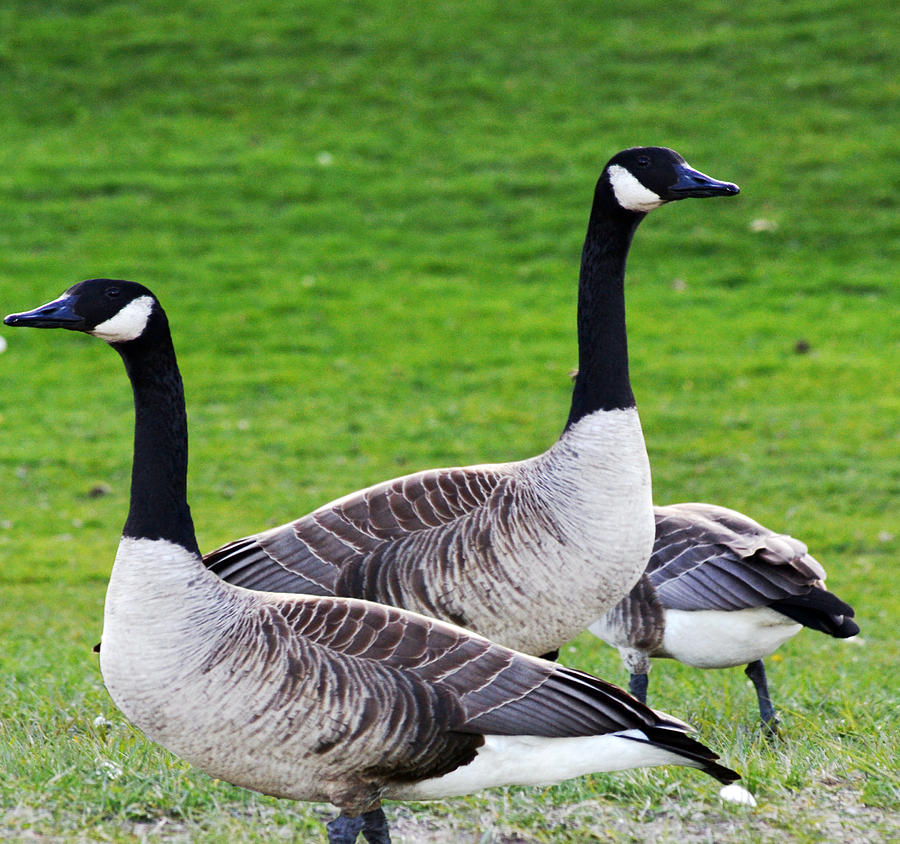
1,0,898,841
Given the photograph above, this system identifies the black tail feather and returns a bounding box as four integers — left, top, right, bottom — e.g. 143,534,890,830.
622,726,740,784
770,589,859,638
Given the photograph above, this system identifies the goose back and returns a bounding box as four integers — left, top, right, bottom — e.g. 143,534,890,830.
590,502,859,672
208,408,652,656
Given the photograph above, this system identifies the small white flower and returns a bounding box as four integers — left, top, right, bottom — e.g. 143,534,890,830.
719,784,757,807
96,759,123,780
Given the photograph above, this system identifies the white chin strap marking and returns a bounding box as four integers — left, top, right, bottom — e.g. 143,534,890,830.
608,164,665,212
91,296,155,343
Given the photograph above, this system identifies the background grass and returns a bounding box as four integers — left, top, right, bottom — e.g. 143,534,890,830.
1,0,897,841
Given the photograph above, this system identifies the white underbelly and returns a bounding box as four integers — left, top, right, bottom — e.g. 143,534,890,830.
387,730,689,801
658,607,801,668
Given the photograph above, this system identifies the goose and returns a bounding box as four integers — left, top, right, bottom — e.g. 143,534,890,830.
204,147,740,660
588,502,859,729
6,280,754,844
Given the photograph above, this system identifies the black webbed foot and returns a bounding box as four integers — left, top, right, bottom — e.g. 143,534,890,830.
327,808,391,843
360,807,391,843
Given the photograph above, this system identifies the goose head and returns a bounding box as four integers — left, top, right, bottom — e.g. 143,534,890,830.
5,279,161,344
604,147,739,214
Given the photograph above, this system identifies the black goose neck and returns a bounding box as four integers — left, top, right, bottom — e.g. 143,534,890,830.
564,188,644,430
114,314,199,557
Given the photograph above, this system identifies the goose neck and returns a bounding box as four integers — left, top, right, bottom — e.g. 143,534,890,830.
565,197,642,429
115,327,199,557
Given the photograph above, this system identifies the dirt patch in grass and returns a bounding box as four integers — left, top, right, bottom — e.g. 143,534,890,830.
386,782,897,844
1,780,895,843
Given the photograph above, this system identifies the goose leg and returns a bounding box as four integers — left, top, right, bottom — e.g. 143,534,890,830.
360,807,391,843
744,660,778,729
326,813,365,843
539,649,560,662
326,808,391,844
629,672,649,703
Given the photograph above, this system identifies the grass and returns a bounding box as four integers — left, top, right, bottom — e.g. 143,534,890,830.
0,0,898,840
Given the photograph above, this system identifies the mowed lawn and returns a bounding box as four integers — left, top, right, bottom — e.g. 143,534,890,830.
0,0,897,841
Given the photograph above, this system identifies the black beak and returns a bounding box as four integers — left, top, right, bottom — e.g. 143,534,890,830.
4,295,84,330
669,165,740,199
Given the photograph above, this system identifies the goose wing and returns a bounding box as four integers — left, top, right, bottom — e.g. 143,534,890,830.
204,463,512,598
594,573,666,652
647,502,827,612
219,592,737,793
263,593,676,738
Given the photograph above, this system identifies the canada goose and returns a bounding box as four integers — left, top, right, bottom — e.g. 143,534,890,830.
6,281,754,844
204,147,740,659
588,503,859,728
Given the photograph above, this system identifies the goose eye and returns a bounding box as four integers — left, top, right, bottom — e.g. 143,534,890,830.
105,287,121,299
636,155,651,168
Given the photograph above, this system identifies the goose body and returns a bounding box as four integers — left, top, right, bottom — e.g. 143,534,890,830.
210,409,652,657
588,502,859,726
6,281,750,843
206,147,740,658
103,535,719,808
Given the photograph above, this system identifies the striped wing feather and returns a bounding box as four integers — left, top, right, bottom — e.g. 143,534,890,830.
648,503,828,612
595,573,665,652
267,594,676,739
205,465,508,598
218,593,737,794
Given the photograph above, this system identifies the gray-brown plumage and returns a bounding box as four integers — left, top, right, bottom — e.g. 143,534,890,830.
206,149,740,659
206,458,645,656
6,280,749,844
589,502,859,726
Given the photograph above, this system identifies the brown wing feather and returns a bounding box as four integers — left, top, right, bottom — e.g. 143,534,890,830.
266,594,680,739
601,574,665,652
195,591,735,803
650,503,820,610
204,465,508,596
649,503,830,612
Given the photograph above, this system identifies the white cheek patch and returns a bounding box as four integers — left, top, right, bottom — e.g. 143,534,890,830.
608,164,665,212
91,296,155,343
